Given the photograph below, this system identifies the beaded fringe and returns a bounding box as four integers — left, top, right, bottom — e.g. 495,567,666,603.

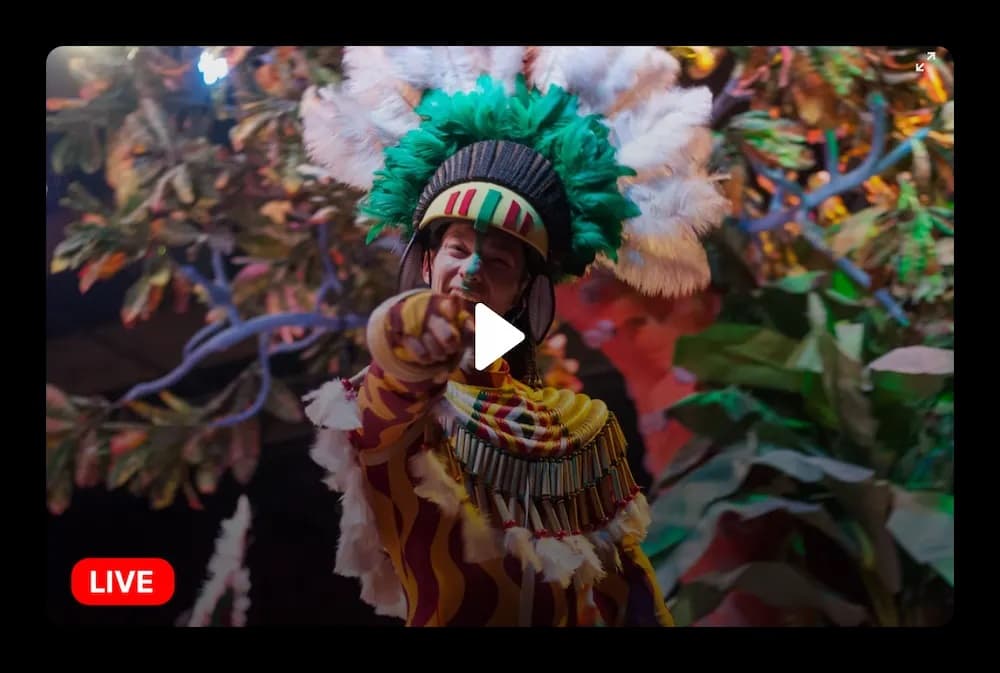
409,413,651,589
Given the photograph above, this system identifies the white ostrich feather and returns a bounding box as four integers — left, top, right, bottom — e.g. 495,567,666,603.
383,46,493,95
487,46,528,85
529,46,680,115
598,46,681,114
614,87,713,172
528,46,616,112
624,176,730,243
342,46,422,138
299,85,390,191
599,239,714,298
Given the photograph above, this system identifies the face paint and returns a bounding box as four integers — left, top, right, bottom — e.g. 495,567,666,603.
461,236,485,292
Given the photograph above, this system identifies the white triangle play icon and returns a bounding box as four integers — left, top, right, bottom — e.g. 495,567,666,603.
474,303,525,371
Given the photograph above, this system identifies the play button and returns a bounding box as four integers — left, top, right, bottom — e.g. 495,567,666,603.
474,303,525,371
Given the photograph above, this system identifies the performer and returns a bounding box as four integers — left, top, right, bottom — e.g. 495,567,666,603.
300,47,728,626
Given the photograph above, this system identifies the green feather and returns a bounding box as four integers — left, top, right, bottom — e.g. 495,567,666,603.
363,74,639,277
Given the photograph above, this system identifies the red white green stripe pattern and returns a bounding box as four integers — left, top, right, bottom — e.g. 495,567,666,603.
419,181,548,258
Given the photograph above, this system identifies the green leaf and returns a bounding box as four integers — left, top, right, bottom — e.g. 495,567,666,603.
828,269,862,301
887,488,954,585
151,464,184,510
826,478,901,593
868,346,953,407
653,495,849,597
651,435,715,489
753,448,874,485
125,400,192,426
652,449,880,592
171,164,196,205
236,232,293,260
835,322,864,362
108,444,152,488
667,387,821,455
731,112,813,168
120,274,152,326
52,133,80,175
756,273,827,338
670,562,868,627
930,558,954,586
674,324,805,393
228,418,261,485
229,110,280,151
48,471,74,515
767,271,828,295
668,387,812,438
47,435,77,489
160,219,203,247
786,332,823,373
806,292,829,333
231,268,274,307
830,206,887,256
645,440,759,559
264,379,305,423
823,288,867,326
80,126,103,174
817,331,879,450
62,182,107,214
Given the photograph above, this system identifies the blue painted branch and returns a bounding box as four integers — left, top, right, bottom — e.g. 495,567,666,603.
770,187,786,214
183,320,227,358
874,289,911,327
314,279,338,312
711,76,751,127
211,248,229,285
750,157,804,197
833,256,871,288
875,126,930,174
799,216,909,325
744,95,898,235
179,264,241,325
269,328,331,356
119,312,356,402
208,334,272,429
732,95,925,328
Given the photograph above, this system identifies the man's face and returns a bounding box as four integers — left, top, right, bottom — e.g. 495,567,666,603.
422,221,528,316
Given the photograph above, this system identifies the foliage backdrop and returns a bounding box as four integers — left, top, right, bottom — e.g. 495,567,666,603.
45,46,953,626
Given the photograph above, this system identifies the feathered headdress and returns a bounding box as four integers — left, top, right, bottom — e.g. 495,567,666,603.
301,46,728,299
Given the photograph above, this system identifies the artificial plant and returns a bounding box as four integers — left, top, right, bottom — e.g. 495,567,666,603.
640,46,953,626
46,46,399,515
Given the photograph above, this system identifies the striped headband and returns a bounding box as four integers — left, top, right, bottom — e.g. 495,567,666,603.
417,181,548,259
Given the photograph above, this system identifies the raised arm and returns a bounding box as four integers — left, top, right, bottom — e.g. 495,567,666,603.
350,289,475,452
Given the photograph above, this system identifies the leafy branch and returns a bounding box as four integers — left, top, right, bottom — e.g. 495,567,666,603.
46,46,395,514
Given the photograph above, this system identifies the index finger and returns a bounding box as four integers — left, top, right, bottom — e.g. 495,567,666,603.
460,316,476,346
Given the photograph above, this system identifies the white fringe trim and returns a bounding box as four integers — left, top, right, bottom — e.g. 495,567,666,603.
305,379,407,621
408,447,652,590
303,379,361,429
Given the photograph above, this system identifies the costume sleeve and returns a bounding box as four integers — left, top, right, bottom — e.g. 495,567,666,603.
592,535,675,627
349,289,469,453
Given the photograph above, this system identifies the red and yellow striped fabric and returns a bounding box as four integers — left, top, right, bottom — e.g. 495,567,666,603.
347,292,674,627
